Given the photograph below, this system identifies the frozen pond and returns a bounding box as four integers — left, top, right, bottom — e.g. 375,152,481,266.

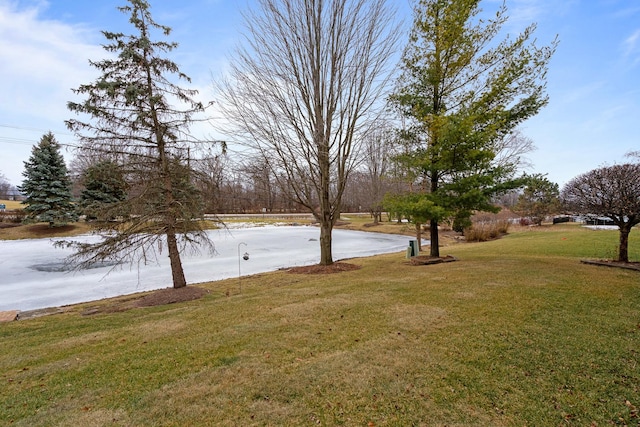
0,226,412,312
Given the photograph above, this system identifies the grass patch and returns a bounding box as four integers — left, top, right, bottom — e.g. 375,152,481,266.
337,214,420,237
0,219,222,241
1,224,639,425
0,199,24,210
222,217,315,227
0,222,94,240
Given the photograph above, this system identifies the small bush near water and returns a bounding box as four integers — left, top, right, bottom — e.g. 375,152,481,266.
464,220,510,241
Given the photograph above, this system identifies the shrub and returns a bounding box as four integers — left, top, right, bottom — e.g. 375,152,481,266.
519,217,532,226
0,209,26,223
464,220,510,242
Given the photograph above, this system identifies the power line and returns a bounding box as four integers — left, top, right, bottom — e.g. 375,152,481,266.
0,124,73,136
0,136,81,150
0,136,35,145
0,124,75,148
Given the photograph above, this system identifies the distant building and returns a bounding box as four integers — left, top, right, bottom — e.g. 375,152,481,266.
4,188,25,201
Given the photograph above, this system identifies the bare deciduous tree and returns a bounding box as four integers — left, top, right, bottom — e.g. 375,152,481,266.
217,0,400,265
626,150,640,162
492,129,536,173
191,149,229,214
359,122,398,224
561,164,640,262
0,172,11,200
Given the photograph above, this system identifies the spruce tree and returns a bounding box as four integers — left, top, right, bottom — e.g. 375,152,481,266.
65,0,212,288
79,160,128,220
20,132,77,227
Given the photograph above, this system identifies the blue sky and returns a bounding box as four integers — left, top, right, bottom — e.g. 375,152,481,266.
0,0,638,189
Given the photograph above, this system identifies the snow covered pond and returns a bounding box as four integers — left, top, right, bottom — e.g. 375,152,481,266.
0,226,411,312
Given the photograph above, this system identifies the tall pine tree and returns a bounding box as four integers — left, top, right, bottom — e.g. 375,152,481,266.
79,160,128,220
20,132,77,227
65,0,212,288
390,0,557,257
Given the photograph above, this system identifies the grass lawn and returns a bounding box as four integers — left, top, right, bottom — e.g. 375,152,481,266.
1,224,639,426
0,199,23,210
0,222,94,240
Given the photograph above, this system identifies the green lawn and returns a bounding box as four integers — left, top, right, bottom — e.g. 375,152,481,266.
1,224,639,426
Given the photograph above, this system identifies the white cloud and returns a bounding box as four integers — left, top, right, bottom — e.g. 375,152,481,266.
560,80,606,105
0,2,106,184
0,1,232,185
0,1,103,122
623,28,640,59
509,1,542,25
612,5,640,20
500,0,576,32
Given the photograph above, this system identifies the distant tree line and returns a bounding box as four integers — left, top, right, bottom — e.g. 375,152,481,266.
0,172,20,200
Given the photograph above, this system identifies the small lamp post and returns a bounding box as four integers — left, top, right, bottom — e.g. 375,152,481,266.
238,242,249,293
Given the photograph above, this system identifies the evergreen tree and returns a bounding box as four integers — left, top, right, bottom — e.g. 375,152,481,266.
513,174,560,226
19,132,78,227
79,160,128,220
65,0,212,288
390,0,557,257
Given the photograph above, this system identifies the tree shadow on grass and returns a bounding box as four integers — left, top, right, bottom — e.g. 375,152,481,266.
580,259,640,272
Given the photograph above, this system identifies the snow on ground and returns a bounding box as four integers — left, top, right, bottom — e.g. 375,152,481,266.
583,225,619,230
0,226,412,312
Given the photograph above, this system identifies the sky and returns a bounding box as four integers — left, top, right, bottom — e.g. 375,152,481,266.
0,0,639,189
0,225,410,311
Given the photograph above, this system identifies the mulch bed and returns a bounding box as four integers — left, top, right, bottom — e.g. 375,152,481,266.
580,259,640,271
0,223,21,229
23,224,79,237
409,255,457,266
78,286,210,316
287,262,361,274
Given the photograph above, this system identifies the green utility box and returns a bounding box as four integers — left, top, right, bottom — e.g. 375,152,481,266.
409,240,419,257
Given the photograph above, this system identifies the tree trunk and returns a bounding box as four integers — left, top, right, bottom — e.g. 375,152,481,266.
430,218,440,257
318,126,333,265
159,140,187,288
429,170,440,257
618,227,630,263
319,219,333,265
163,181,187,288
167,229,187,288
372,211,379,225
415,222,422,252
